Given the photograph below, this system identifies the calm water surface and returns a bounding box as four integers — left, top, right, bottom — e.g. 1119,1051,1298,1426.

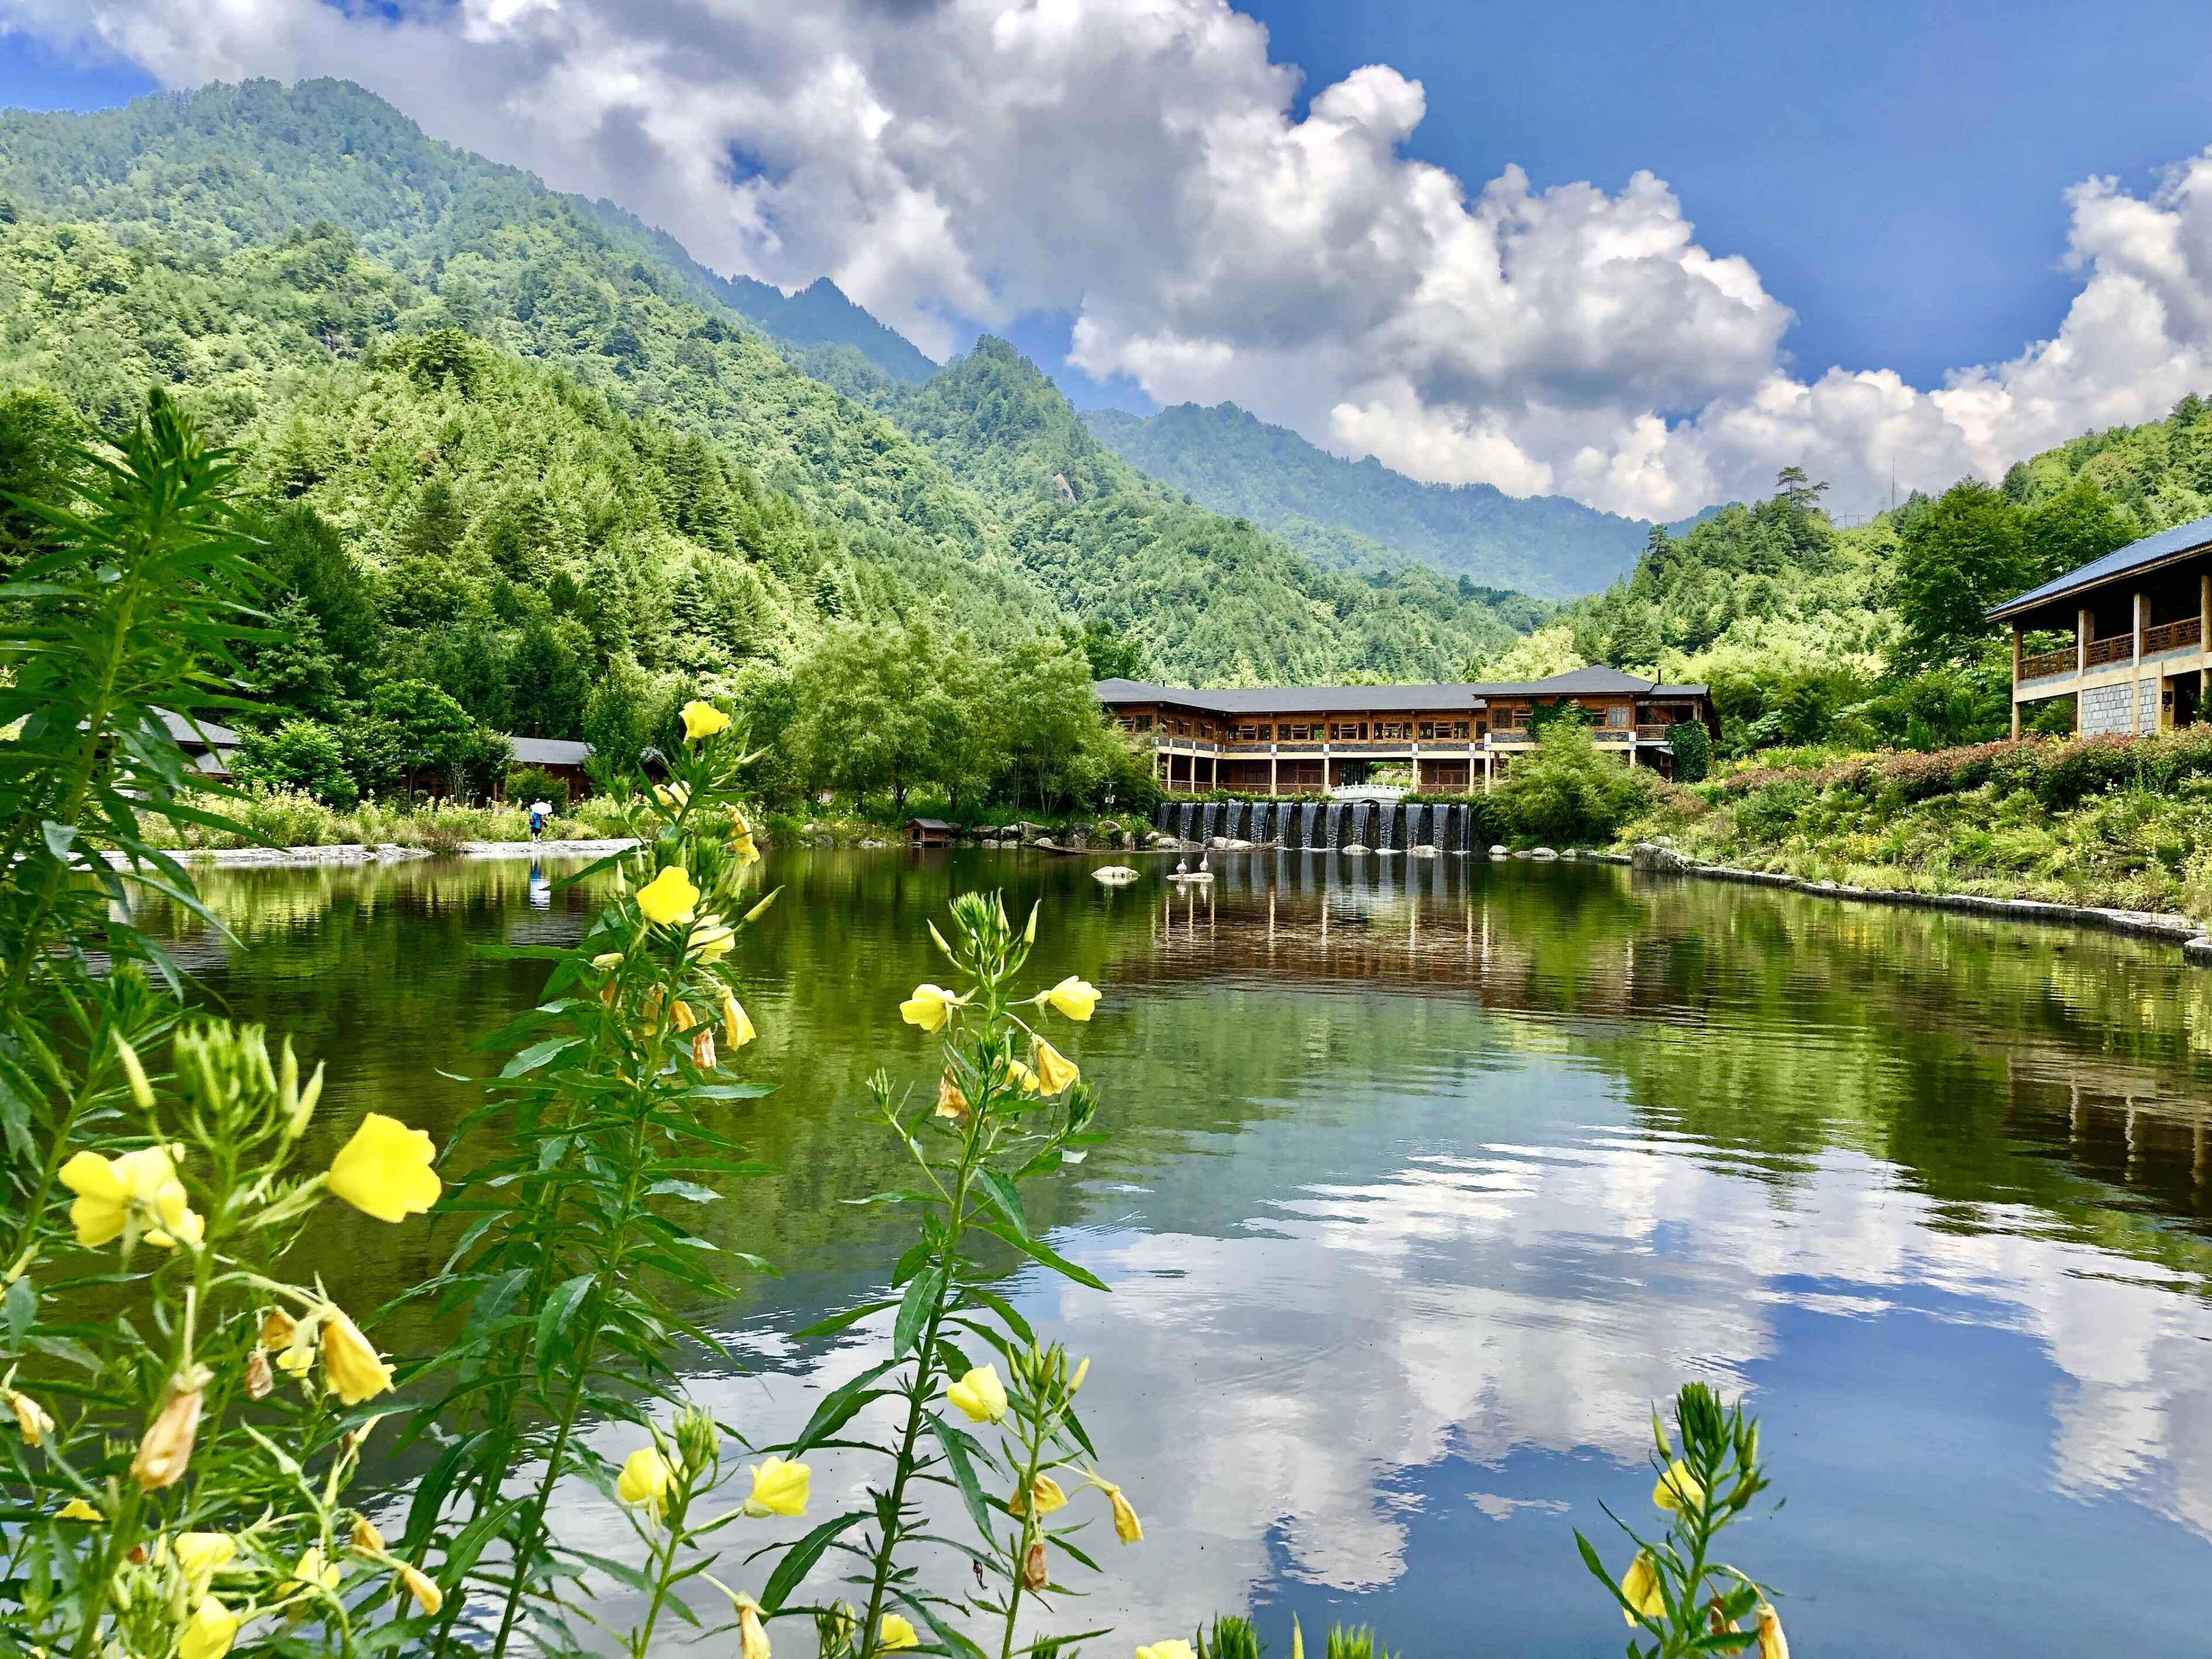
148,849,2212,1655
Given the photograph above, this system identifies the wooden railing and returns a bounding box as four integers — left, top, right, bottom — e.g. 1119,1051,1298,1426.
1489,729,1535,745
2145,617,2204,656
2017,647,2078,682
1634,724,1674,739
2085,633,2136,669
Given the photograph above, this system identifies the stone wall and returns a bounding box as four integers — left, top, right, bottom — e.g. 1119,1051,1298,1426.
2080,680,2136,737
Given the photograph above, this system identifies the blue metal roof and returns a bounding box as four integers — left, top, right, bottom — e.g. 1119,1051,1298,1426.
1988,511,2212,620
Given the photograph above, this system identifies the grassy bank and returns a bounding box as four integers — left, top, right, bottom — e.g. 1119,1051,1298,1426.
1624,730,2212,920
144,787,633,852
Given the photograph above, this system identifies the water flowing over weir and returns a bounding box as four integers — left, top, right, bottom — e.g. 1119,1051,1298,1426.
1406,803,1426,848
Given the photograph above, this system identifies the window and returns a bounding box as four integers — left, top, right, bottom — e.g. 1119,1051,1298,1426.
1280,721,1315,741
1237,724,1269,741
1134,714,1153,732
1453,721,1471,739
1330,721,1367,742
1605,705,1630,727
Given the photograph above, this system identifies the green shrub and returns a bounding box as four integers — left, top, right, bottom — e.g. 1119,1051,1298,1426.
506,763,571,812
1501,724,1656,845
233,717,358,808
1667,720,1712,783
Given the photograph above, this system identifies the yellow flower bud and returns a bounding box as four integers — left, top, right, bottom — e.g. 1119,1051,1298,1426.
1035,976,1101,1021
132,1382,203,1490
899,984,963,1032
327,1114,443,1223
179,1595,240,1659
680,700,731,741
319,1307,395,1406
1651,1458,1703,1513
739,1598,772,1659
637,866,700,927
878,1615,919,1651
56,1496,102,1522
723,992,756,1050
259,1309,297,1351
1620,1551,1663,1625
591,951,624,970
654,781,693,811
1032,1039,1079,1096
1006,1057,1040,1094
1068,1356,1090,1395
731,810,761,866
689,914,736,963
399,1562,444,1616
1106,1484,1142,1544
290,1546,341,1594
1756,1602,1788,1659
9,1387,53,1446
741,1455,811,1518
945,1364,1007,1424
1136,1643,1195,1659
1011,1475,1067,1517
171,1532,237,1601
617,1446,676,1519
350,1516,386,1556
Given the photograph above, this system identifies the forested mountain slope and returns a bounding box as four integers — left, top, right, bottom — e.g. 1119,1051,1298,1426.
1084,400,1660,599
873,338,1544,680
0,77,1532,687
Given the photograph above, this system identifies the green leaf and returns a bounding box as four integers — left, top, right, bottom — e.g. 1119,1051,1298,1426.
790,1299,898,1340
502,1036,585,1078
789,1357,900,1455
534,1273,596,1359
926,1411,998,1540
976,1220,1110,1293
40,820,76,860
3,1276,34,1342
894,1265,943,1358
974,1169,1027,1238
758,1509,873,1613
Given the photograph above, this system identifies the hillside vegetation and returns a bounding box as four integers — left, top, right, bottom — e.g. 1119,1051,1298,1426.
1084,399,1658,599
0,77,1531,689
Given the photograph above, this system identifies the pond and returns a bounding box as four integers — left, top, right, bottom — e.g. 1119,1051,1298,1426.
148,848,2212,1656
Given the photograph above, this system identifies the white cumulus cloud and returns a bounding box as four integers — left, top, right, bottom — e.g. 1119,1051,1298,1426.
11,0,2212,517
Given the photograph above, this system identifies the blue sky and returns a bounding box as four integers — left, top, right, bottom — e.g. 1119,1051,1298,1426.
6,0,2212,516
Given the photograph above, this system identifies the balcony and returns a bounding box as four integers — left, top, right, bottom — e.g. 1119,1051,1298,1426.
2084,633,2136,669
2016,646,2078,683
1634,724,1674,739
2145,617,2204,656
1489,729,1534,745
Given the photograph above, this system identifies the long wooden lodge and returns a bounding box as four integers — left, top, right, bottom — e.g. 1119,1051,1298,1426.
1992,512,2212,737
1097,668,1716,795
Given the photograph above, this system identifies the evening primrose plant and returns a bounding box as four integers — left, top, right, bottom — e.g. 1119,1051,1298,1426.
406,697,782,1658
737,892,1124,1659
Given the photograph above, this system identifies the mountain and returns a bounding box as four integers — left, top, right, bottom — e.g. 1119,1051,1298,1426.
0,77,1534,687
865,337,1546,679
1083,400,1663,600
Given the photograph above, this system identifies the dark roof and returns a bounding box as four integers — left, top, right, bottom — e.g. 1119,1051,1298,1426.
1094,666,1697,714
905,818,956,831
1988,511,2212,621
160,710,241,748
509,736,592,766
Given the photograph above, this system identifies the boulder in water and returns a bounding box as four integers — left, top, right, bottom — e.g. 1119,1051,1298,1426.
1342,843,1371,856
1530,846,1558,860
1226,838,1252,851
1488,844,1509,857
1093,865,1140,885
1410,844,1441,858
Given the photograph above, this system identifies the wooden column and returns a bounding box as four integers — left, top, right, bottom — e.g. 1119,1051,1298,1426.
1269,746,1278,797
2078,605,2092,675
2136,589,2151,733
1321,747,1330,794
2010,623,2023,739
2200,572,2209,723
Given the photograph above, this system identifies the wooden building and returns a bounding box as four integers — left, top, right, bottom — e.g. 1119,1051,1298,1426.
904,817,955,847
1991,513,2212,738
506,736,595,799
1096,668,1716,794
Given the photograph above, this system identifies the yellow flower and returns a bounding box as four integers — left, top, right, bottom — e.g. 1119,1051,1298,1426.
1105,1484,1142,1544
591,951,624,970
56,1497,101,1522
327,1114,442,1223
1651,1458,1703,1513
637,866,701,927
289,1546,341,1594
320,1307,394,1406
1755,1603,1788,1659
654,781,693,811
878,1615,919,1651
741,1454,810,1518
1035,976,1101,1021
1620,1551,1663,1625
739,1598,772,1659
179,1595,240,1659
1032,1039,1079,1096
934,1070,969,1125
617,1446,676,1518
1011,1474,1066,1517
899,983,963,1033
1007,1057,1040,1094
690,914,736,963
722,992,756,1050
670,997,699,1032
399,1562,444,1616
172,1531,237,1601
350,1516,386,1556
132,1383,203,1490
945,1364,1007,1424
1136,1644,1195,1659
681,700,731,741
59,1146,202,1250
9,1387,53,1446
730,811,761,866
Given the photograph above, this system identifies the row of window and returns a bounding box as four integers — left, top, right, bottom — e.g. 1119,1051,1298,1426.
1121,701,1673,741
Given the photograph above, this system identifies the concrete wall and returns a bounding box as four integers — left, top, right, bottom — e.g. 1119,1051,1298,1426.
2080,680,2136,737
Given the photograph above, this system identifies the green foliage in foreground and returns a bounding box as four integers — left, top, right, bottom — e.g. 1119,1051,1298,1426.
1631,727,2212,917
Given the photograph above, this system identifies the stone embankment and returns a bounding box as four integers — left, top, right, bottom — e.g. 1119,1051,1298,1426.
1628,841,2211,959
106,838,637,870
